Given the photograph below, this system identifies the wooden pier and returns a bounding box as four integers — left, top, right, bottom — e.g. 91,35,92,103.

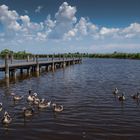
0,55,82,78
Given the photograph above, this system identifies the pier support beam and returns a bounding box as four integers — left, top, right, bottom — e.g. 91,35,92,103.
72,57,75,64
52,56,55,71
47,65,51,71
63,62,66,68
36,55,40,73
11,69,17,78
27,67,32,75
5,54,9,79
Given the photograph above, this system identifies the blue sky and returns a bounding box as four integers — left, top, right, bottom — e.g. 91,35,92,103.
0,0,140,53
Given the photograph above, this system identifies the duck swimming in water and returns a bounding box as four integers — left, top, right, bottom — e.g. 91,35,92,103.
131,92,140,100
33,97,40,105
38,99,51,109
22,107,34,117
113,88,119,95
118,93,125,101
27,90,36,102
52,103,63,112
11,93,24,101
1,111,12,124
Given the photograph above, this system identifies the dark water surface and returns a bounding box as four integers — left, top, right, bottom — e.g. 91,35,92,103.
0,58,140,140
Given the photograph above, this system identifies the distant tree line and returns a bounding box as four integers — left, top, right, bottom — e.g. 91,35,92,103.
1,49,140,60
0,49,32,59
87,52,140,59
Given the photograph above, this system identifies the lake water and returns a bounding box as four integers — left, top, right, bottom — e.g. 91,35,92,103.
0,58,140,140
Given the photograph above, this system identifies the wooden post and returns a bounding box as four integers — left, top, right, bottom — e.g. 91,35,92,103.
80,54,82,63
68,61,70,65
36,55,39,72
27,55,30,62
5,54,9,79
27,67,31,75
59,55,61,60
73,57,75,64
47,55,49,61
47,65,51,71
52,55,55,71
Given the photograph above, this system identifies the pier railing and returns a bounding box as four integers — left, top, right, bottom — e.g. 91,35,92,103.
0,54,82,78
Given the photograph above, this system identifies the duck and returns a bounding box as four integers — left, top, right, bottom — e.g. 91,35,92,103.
0,102,2,111
38,99,51,109
131,92,140,100
22,107,34,117
11,93,24,101
33,97,40,105
27,91,36,102
118,93,125,101
113,88,119,95
52,103,63,112
1,111,12,124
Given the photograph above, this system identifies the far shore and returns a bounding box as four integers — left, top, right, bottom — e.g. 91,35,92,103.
0,49,140,60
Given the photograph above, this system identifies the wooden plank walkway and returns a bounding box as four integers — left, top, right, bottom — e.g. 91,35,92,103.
0,57,82,78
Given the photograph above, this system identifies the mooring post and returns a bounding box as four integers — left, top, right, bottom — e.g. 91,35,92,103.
5,53,9,79
73,57,75,64
36,55,39,72
27,55,30,62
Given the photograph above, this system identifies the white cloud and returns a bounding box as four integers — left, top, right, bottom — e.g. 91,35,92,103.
36,32,47,41
121,23,140,38
44,14,56,35
63,17,98,40
63,29,77,40
100,27,119,35
55,2,77,23
49,2,77,39
35,6,43,13
0,4,21,31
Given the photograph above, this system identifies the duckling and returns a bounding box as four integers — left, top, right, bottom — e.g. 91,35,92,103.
113,88,119,95
0,102,2,111
131,92,140,100
52,103,63,112
11,93,24,101
38,99,51,109
22,107,34,117
1,111,12,124
118,93,125,101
